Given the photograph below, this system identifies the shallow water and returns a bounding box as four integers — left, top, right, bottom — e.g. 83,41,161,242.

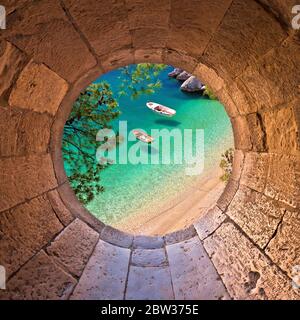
65,65,234,226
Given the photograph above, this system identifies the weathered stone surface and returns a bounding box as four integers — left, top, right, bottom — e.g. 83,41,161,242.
0,154,57,212
126,266,174,300
9,62,68,115
0,42,27,98
64,0,132,56
100,48,135,73
131,248,167,267
134,48,163,64
204,222,299,300
101,225,133,248
1,251,76,300
247,113,266,152
133,235,164,249
231,116,252,151
168,0,232,57
231,149,244,181
47,219,99,277
203,0,286,79
240,39,300,110
265,154,300,208
132,28,169,49
194,63,224,93
0,195,63,277
240,152,269,192
0,107,52,157
126,0,170,29
216,86,240,118
266,210,300,277
263,106,298,153
71,239,130,300
194,207,226,240
6,0,96,82
164,225,197,245
47,190,74,226
163,49,197,74
227,186,285,249
217,179,239,211
167,236,229,300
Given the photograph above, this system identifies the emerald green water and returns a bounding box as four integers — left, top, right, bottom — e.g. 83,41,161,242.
66,65,234,226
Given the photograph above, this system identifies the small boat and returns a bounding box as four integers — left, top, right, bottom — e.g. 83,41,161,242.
146,102,176,117
133,130,154,144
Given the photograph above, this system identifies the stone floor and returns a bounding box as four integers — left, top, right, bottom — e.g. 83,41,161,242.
1,205,299,300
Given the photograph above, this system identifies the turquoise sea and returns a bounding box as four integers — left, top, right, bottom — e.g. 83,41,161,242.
66,65,234,226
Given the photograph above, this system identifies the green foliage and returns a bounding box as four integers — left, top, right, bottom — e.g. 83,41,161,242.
220,148,234,183
203,86,217,100
118,63,167,99
63,82,121,205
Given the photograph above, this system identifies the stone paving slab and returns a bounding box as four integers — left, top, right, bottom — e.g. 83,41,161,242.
0,251,76,300
226,186,285,249
70,239,130,300
125,266,174,300
204,222,300,300
100,225,133,248
167,236,229,300
194,206,226,240
265,210,300,278
164,225,197,245
47,219,99,277
131,248,167,267
132,235,164,249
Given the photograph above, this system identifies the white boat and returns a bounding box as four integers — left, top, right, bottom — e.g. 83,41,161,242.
133,130,154,144
146,102,176,117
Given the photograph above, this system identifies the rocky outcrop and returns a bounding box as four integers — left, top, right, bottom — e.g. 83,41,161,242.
176,71,191,81
180,76,205,92
168,68,183,78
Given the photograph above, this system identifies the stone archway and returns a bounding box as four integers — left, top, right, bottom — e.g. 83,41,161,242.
0,0,299,300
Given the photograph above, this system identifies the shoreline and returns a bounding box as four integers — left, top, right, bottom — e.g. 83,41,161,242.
112,167,225,236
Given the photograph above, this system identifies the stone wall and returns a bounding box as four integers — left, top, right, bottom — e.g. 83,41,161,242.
0,0,299,300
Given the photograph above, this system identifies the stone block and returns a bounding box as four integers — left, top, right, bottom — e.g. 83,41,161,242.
263,106,298,153
167,236,229,300
0,107,52,157
47,190,74,226
240,152,269,192
164,225,196,245
265,154,300,208
194,206,226,240
64,0,132,57
204,222,299,300
131,248,167,267
101,225,133,248
202,0,286,79
6,0,96,82
231,149,244,181
266,210,300,278
47,219,99,277
231,116,252,151
1,251,76,300
0,154,57,212
0,42,27,98
132,235,164,249
125,266,174,300
0,195,63,277
217,179,239,211
227,186,285,249
9,62,68,115
70,239,130,300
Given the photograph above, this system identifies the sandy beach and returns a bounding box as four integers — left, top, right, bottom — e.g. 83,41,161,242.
113,167,225,235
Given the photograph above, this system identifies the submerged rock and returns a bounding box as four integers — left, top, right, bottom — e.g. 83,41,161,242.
168,68,183,78
180,76,204,92
176,71,191,81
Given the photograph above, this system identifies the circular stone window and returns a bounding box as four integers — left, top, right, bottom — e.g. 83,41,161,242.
62,63,234,235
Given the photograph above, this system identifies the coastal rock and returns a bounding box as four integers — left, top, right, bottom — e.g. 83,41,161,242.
180,76,204,92
168,68,183,78
176,71,192,81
